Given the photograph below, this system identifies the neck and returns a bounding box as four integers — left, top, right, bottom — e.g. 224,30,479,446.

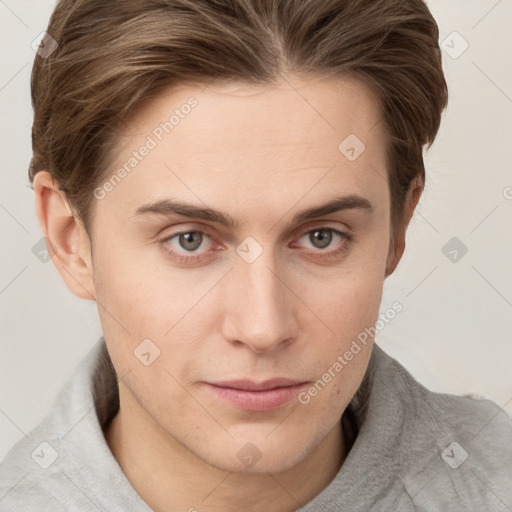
104,384,350,512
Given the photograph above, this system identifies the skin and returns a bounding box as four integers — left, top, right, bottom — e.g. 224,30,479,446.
33,74,422,512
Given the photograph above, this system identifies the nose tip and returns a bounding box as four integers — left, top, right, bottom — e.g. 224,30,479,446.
221,258,297,353
234,334,294,354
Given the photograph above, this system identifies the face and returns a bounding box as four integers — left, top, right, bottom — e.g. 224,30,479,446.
88,74,392,473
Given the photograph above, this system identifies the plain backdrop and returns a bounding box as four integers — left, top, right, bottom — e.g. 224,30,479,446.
1,0,511,462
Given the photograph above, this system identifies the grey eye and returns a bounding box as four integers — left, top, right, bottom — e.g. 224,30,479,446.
308,229,334,249
177,232,204,252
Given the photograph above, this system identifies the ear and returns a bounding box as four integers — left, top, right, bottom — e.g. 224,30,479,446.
385,176,424,278
32,171,96,301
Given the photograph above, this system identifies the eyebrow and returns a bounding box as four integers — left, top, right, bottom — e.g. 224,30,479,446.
134,194,373,228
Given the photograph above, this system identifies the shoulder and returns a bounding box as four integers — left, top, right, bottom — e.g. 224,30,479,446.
0,340,110,512
0,422,87,511
374,345,512,508
372,344,512,446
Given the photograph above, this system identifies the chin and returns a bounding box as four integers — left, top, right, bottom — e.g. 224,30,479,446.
197,435,311,475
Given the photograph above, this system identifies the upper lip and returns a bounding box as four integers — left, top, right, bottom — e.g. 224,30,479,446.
207,378,306,391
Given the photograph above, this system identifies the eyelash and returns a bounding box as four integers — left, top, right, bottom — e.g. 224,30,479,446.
160,225,354,264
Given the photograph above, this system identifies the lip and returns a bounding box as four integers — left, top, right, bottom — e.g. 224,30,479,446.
203,378,308,411
210,378,305,391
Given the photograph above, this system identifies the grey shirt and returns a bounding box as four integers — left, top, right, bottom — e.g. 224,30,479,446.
1,337,511,511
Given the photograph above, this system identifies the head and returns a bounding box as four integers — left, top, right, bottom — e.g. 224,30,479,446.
31,0,447,474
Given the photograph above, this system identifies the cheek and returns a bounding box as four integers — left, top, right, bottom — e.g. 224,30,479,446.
304,282,381,385
91,250,214,378
295,248,385,392
92,237,173,323
298,276,380,416
305,257,385,334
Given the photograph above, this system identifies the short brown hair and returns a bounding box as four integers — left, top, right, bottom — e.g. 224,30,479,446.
29,0,448,254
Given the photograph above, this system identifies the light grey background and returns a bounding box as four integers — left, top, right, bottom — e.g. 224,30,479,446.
1,0,511,462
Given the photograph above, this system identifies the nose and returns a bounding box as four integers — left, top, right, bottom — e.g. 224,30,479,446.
220,253,298,353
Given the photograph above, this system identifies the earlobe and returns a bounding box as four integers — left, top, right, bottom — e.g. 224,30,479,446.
33,171,96,301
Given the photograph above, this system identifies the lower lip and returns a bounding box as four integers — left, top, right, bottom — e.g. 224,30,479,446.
204,383,307,411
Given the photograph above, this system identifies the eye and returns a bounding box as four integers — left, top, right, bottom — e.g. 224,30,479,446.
295,227,353,260
160,226,353,264
172,231,205,252
161,230,215,262
300,228,342,249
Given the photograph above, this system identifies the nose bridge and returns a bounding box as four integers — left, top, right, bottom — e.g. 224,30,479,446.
222,248,295,352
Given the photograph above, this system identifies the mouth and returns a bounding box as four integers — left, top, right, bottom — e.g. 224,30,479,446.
203,378,309,411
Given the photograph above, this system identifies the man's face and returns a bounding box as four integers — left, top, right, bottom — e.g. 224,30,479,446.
90,74,391,473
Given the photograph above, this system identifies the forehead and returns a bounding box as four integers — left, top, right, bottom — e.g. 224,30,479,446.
99,74,388,221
